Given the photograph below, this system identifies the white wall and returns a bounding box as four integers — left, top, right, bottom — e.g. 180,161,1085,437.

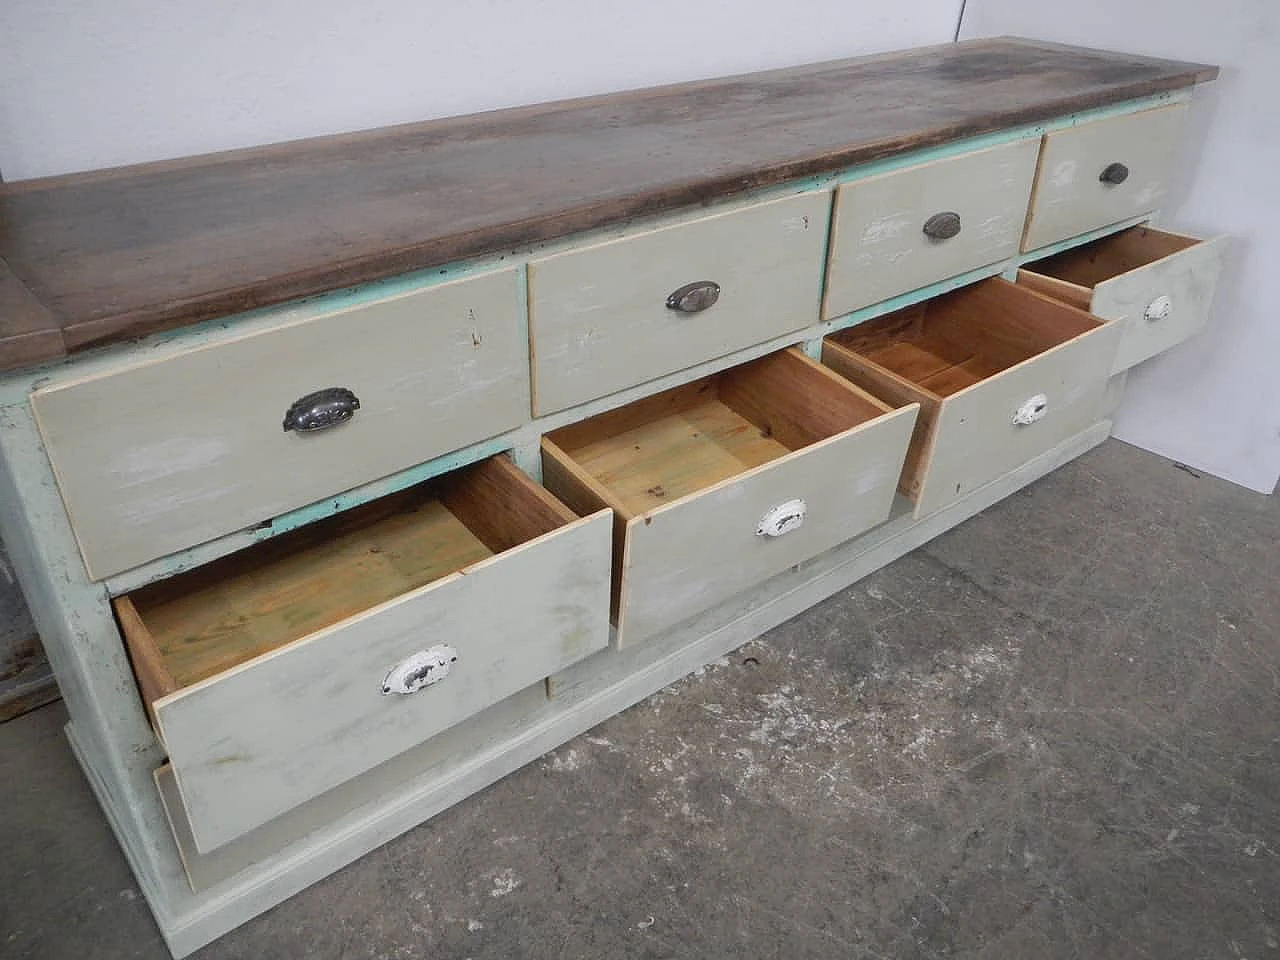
961,1,1280,494
0,0,959,181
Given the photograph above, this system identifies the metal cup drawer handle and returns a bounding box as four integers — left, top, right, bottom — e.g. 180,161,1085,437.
666,280,721,313
381,645,459,695
1013,394,1049,426
283,387,361,433
922,211,962,241
1099,162,1130,185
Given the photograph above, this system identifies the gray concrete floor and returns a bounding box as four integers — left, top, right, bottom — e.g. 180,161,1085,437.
2,438,1278,959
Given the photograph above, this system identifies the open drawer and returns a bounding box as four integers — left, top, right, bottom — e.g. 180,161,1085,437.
1018,225,1226,374
115,455,611,853
540,348,918,648
823,278,1121,519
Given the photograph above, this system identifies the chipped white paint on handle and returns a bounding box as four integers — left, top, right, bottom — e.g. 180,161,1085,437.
1012,394,1049,426
915,322,1122,518
824,138,1040,318
1144,295,1173,323
30,269,529,580
158,509,612,853
756,499,807,537
381,644,459,695
1092,234,1227,374
615,404,918,647
1023,105,1188,251
528,191,831,415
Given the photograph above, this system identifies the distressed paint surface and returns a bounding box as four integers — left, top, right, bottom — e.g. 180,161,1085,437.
0,50,1217,960
916,322,1123,517
616,405,918,646
529,192,831,415
0,40,1213,370
31,269,529,580
157,509,611,853
824,139,1040,318
1022,104,1188,251
144,421,1109,921
0,402,189,914
1091,235,1227,374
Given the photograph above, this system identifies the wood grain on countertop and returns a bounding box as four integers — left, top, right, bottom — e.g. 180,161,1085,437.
0,38,1217,371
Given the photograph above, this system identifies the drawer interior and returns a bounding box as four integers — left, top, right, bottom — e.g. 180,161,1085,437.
116,456,576,716
542,349,892,520
823,278,1105,501
1021,226,1199,300
825,279,1102,401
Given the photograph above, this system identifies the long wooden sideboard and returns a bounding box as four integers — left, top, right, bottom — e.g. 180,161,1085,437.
0,38,1223,956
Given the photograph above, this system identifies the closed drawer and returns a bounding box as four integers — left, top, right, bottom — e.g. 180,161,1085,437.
33,269,527,580
824,139,1040,318
1023,104,1188,252
115,455,611,852
823,278,1121,519
1018,225,1226,374
528,192,831,415
541,348,918,647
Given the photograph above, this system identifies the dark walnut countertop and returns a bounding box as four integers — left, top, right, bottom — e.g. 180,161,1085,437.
0,37,1216,372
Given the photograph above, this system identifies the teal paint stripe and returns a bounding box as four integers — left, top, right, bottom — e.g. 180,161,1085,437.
54,90,1193,592
263,439,513,538
823,210,1160,336
2,92,1190,397
821,260,1010,335
105,435,515,595
827,92,1186,186
139,256,523,354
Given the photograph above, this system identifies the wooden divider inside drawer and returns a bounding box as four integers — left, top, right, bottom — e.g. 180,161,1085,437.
541,348,918,647
1018,225,1226,374
823,278,1121,519
115,455,611,853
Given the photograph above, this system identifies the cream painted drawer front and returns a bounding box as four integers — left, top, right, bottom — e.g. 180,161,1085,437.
824,279,1122,519
613,411,916,645
913,324,1120,517
542,349,917,648
528,192,831,415
1018,226,1226,374
125,495,611,853
824,139,1040,318
1023,105,1188,252
32,270,527,580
